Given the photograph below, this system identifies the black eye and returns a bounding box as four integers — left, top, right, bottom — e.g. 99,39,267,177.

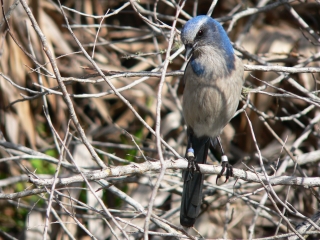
196,29,203,37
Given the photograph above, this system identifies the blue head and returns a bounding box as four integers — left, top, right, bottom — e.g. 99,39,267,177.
181,16,235,75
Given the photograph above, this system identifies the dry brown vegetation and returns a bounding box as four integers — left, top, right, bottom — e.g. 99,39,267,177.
1,0,320,239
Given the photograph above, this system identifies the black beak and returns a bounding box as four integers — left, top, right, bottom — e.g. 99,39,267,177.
184,44,193,60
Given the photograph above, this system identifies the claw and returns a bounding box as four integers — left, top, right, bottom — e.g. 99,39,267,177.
186,148,200,179
216,155,233,184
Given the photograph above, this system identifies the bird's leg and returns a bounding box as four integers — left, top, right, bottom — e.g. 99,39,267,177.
186,148,196,176
186,131,200,177
216,136,233,183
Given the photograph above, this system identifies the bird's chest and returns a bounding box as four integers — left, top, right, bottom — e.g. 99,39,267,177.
182,66,237,137
184,81,224,119
183,81,229,131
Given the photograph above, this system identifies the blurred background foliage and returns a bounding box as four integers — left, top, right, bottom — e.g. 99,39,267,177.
0,0,320,239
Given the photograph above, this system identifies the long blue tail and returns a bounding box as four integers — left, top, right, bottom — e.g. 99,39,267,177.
180,136,210,227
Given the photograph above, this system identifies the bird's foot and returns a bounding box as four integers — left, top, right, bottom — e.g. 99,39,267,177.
216,155,233,184
186,148,200,174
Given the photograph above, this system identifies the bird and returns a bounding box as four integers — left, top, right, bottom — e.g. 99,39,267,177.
180,15,244,227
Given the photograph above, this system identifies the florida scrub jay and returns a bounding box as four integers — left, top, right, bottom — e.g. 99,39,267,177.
180,15,244,227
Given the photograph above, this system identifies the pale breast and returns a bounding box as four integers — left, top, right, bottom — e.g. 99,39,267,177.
182,56,244,138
